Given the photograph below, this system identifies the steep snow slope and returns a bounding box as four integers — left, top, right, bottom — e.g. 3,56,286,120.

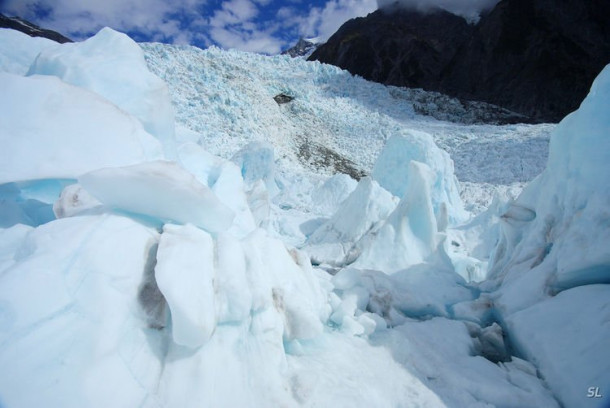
1,26,606,408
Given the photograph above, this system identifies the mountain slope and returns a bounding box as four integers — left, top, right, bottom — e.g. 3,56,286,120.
0,13,72,43
309,0,610,122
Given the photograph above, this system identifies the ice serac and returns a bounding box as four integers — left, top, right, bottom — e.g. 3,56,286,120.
79,161,235,233
311,173,358,216
354,161,445,274
372,132,467,226
231,141,278,195
155,224,217,348
305,177,396,266
0,215,162,408
487,65,610,407
27,27,176,157
178,142,256,237
0,73,163,184
489,64,610,310
155,228,328,407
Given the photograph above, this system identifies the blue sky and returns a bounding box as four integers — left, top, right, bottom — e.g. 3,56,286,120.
1,0,378,54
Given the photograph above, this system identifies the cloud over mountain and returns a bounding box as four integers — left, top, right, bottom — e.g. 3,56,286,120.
377,0,500,21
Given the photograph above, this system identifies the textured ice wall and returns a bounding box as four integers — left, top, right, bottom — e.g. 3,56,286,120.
487,65,610,408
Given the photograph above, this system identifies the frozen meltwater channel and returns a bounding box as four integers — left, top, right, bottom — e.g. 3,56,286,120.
0,26,607,408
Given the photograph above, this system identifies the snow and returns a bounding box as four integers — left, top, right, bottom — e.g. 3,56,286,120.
79,161,235,233
0,24,607,408
371,318,559,408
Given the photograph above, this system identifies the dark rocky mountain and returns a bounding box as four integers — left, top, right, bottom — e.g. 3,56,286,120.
282,38,320,58
309,0,610,123
0,13,73,43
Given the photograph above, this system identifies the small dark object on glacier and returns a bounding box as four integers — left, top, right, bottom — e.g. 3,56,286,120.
274,93,294,104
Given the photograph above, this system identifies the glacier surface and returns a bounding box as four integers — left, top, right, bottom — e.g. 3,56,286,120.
0,26,607,408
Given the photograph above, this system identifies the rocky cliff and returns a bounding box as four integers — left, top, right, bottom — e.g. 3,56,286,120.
309,0,610,122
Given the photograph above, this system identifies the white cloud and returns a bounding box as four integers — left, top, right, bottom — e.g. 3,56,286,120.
209,25,283,54
210,0,259,27
1,0,209,43
289,0,376,41
377,0,500,22
207,0,285,54
0,0,379,54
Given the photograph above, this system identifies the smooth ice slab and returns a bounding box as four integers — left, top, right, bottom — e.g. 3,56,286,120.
0,73,163,184
155,224,217,348
79,161,235,233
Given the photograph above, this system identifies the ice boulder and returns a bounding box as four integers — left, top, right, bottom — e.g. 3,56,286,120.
0,73,163,184
79,161,235,233
305,177,396,266
372,132,467,225
354,161,447,274
246,180,271,228
28,27,176,156
53,183,102,218
331,264,473,327
0,28,57,75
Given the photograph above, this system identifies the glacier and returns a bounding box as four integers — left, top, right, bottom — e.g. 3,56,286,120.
0,25,608,408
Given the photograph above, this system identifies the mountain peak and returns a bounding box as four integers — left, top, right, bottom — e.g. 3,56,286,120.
282,38,320,58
